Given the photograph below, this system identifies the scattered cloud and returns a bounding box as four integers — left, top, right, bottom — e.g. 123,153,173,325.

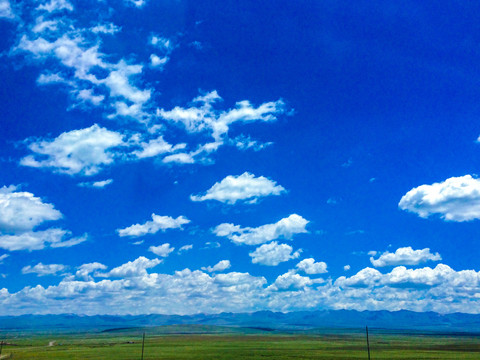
132,136,186,159
37,0,73,13
249,241,301,266
90,23,121,35
21,125,125,176
150,54,169,69
178,244,193,253
344,265,351,271
191,172,286,204
22,263,67,276
230,135,272,151
213,214,308,246
157,91,286,142
296,258,327,274
78,179,113,188
399,175,480,221
149,243,175,257
326,198,337,205
117,214,190,238
0,254,9,264
202,260,231,272
0,0,15,19
370,247,442,267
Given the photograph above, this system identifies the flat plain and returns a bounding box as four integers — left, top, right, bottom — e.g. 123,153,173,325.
1,326,480,359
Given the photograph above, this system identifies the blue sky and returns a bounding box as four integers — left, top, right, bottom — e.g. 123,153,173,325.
1,0,480,315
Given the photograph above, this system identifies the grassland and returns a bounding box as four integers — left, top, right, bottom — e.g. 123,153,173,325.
1,325,480,359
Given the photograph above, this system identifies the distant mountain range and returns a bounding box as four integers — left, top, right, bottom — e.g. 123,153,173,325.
2,310,480,334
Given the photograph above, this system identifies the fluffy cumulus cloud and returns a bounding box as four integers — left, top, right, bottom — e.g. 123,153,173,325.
249,241,301,266
399,175,480,221
149,243,174,257
0,186,86,251
213,214,308,245
4,254,480,315
101,257,161,278
22,263,67,276
0,185,62,233
117,214,190,237
370,247,442,267
21,125,125,176
202,260,231,272
190,172,286,204
75,262,107,281
296,258,328,274
268,270,322,291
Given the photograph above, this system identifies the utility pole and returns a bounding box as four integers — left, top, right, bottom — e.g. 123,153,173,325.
366,326,371,360
141,332,145,360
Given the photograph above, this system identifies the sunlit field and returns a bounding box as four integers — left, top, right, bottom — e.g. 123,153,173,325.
2,326,480,360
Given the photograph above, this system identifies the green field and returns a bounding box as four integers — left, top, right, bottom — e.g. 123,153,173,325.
2,326,480,359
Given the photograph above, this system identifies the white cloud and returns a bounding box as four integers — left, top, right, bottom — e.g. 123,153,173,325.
0,0,14,19
336,264,474,289
150,35,172,51
15,28,153,121
78,179,113,189
126,0,146,8
213,214,308,245
149,243,174,257
370,247,442,267
5,256,480,315
178,244,193,253
21,125,125,176
158,91,286,142
191,172,286,204
0,229,86,251
249,241,301,266
268,270,322,291
104,60,151,105
0,186,86,251
150,54,169,69
0,254,9,264
344,265,351,271
37,0,73,13
296,258,328,274
75,89,105,105
22,263,67,276
90,23,121,35
202,260,231,272
0,185,62,233
399,175,480,221
162,152,195,164
102,256,161,278
132,136,186,159
117,214,190,238
230,135,272,151
37,72,67,85
49,233,87,248
75,262,107,281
